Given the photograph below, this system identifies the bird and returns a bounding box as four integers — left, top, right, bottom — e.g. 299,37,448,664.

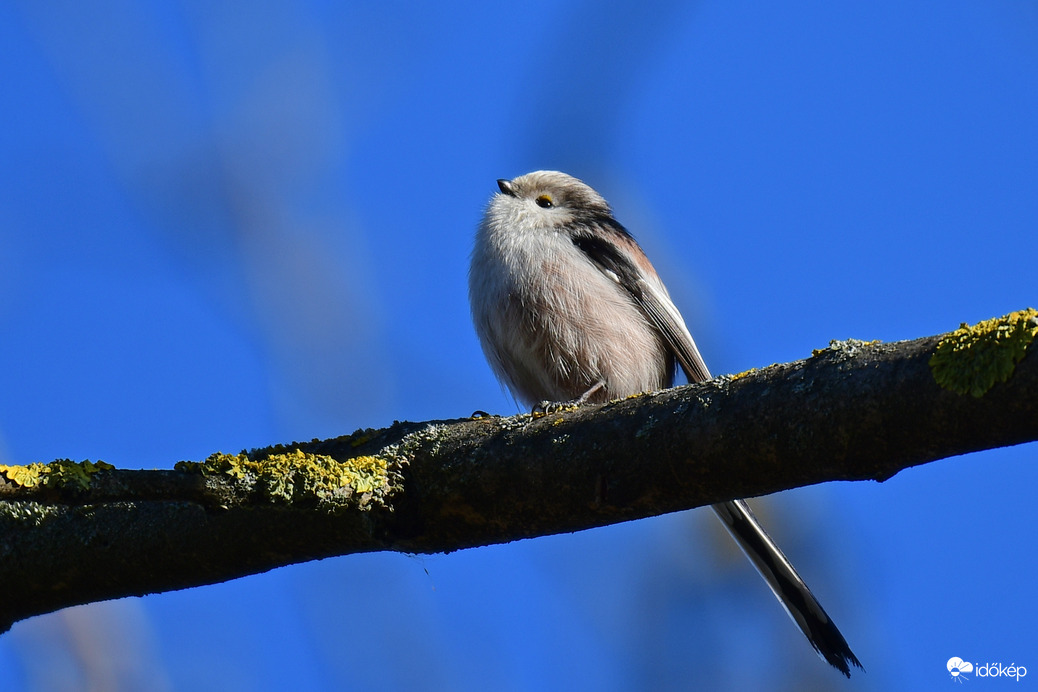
468,170,863,677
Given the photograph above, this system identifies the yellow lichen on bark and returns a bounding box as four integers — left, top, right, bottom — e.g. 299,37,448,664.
175,449,399,510
0,459,114,490
930,308,1038,397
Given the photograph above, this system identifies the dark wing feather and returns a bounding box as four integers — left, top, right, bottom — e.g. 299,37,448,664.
570,224,710,384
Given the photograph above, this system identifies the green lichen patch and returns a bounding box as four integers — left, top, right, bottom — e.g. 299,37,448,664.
0,459,115,491
930,308,1038,397
347,428,375,447
175,449,400,510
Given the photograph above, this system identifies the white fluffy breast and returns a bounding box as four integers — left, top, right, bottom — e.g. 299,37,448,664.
469,194,671,407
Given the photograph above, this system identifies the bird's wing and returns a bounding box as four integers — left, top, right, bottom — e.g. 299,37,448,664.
570,226,710,384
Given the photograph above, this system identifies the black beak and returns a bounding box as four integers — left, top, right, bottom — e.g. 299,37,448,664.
497,179,516,196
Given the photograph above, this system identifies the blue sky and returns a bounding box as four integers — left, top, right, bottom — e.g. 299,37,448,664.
1,2,1036,690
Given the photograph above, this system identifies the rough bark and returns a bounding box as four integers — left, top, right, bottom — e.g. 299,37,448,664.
1,324,1036,634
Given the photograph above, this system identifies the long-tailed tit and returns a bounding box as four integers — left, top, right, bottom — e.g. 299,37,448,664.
468,170,862,677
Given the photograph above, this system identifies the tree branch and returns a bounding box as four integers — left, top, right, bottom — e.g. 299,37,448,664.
1,311,1036,633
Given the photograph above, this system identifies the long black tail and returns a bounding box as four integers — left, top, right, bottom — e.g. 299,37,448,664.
712,499,863,677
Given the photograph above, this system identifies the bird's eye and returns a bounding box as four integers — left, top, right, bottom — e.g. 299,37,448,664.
535,195,554,209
